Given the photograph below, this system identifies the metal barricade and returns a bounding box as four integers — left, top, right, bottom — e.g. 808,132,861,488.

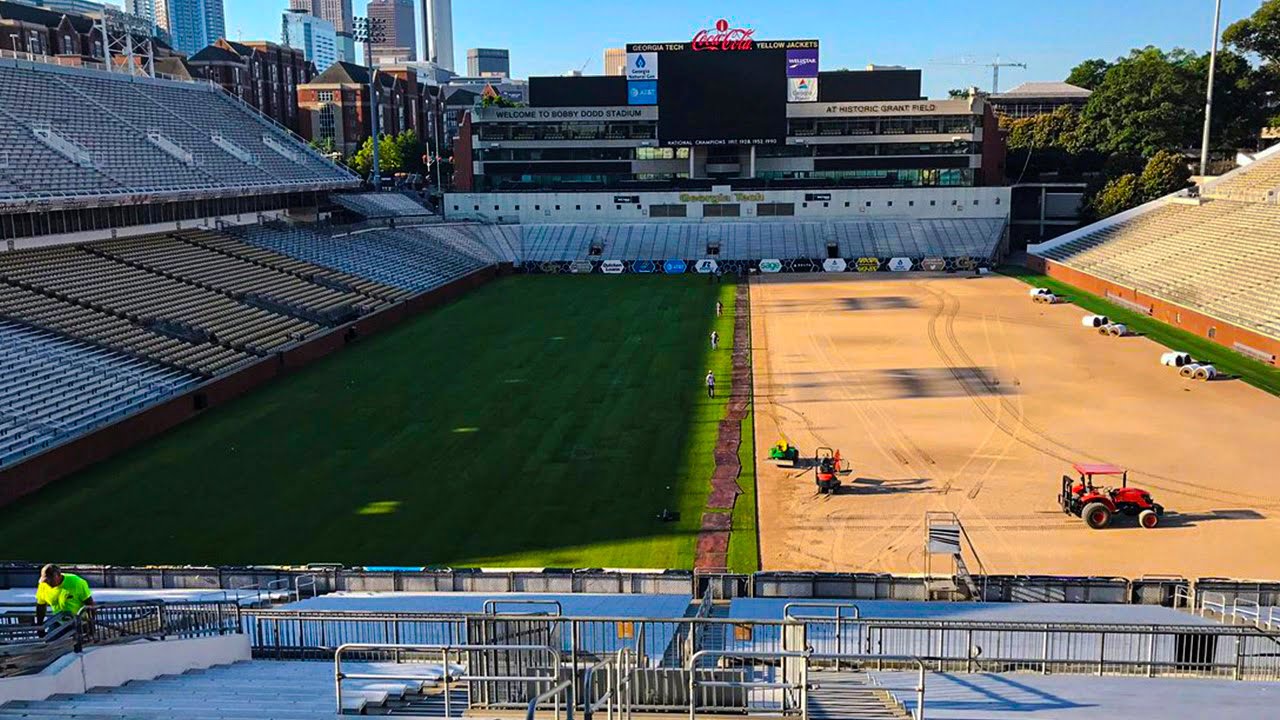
687,650,810,720
334,642,560,717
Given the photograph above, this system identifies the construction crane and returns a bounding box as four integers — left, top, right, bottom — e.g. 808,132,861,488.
930,56,1027,94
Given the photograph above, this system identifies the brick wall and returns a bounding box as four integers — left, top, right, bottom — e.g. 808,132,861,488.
1041,259,1280,362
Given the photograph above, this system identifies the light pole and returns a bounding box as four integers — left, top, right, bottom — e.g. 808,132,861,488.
1200,0,1223,179
354,16,387,188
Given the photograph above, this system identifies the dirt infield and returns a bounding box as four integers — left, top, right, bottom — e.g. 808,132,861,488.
752,272,1280,579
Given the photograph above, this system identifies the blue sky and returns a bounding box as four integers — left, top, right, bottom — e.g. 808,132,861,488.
209,0,1260,97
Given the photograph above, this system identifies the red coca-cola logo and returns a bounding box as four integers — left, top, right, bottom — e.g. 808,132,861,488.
692,19,754,51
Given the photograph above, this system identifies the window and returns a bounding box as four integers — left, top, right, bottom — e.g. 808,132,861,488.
703,204,741,218
973,200,979,205
317,91,334,103
844,201,850,207
650,204,688,218
62,34,71,52
930,200,936,206
494,205,499,211
596,205,601,210
317,104,336,141
865,202,872,207
887,201,893,207
535,205,541,210
1208,327,1217,339
757,203,795,217
575,205,581,210
474,205,479,211
555,205,561,210
515,205,520,210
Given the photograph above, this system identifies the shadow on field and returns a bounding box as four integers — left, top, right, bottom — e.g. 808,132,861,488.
0,275,735,568
777,367,1012,400
1158,509,1267,527
837,477,935,496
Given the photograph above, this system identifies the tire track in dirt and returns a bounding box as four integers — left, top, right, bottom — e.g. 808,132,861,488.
920,283,1280,510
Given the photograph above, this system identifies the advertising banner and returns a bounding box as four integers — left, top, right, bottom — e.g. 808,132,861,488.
887,257,912,272
663,259,687,274
823,258,847,273
921,257,946,272
601,260,626,274
695,259,719,274
786,48,819,77
791,258,816,272
569,261,594,274
633,260,656,273
626,51,658,80
787,77,817,102
628,80,657,105
856,257,881,273
759,259,783,273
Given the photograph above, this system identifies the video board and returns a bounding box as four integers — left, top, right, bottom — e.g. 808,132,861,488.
625,32,819,147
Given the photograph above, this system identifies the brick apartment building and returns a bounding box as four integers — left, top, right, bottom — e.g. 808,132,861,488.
297,61,429,158
188,38,314,133
0,1,105,63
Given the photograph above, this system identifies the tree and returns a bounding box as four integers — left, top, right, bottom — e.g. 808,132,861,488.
1086,173,1142,219
1004,106,1087,153
1139,149,1193,200
1065,58,1111,90
480,92,518,108
1079,47,1204,157
348,134,405,178
393,130,426,175
1224,0,1280,66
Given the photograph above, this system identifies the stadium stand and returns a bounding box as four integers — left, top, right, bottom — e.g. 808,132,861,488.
1033,191,1280,340
236,224,490,293
0,59,354,208
0,320,196,467
465,218,1004,262
332,192,433,220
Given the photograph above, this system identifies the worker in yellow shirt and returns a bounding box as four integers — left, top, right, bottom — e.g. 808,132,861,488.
34,564,95,636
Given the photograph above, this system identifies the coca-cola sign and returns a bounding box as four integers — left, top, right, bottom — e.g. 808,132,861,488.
691,18,755,51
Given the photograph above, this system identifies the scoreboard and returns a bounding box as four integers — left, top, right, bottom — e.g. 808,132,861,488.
625,31,819,147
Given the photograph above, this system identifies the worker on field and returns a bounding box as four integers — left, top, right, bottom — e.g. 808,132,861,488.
710,330,719,350
34,564,95,636
716,301,723,317
705,371,716,398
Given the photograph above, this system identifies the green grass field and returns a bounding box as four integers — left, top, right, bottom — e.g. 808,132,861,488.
0,275,755,569
1001,265,1280,397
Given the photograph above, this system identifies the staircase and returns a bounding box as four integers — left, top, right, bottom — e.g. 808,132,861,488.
924,511,986,601
808,670,912,719
0,659,483,719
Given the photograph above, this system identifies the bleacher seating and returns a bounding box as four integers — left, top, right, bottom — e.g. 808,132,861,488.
237,224,489,293
0,320,197,467
332,192,433,219
471,219,1004,263
1034,196,1280,339
1202,150,1280,202
0,59,355,206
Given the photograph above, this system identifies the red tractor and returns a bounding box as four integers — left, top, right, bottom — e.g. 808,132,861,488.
1059,463,1163,529
815,447,845,494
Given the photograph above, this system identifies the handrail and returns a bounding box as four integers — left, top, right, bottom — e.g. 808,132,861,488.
527,677,575,720
1234,598,1262,625
293,574,318,602
334,642,560,716
482,599,563,616
1201,591,1228,618
783,602,861,620
686,649,810,720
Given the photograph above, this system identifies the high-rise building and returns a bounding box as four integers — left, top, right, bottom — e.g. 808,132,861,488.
153,0,224,57
15,0,107,15
422,0,452,71
289,0,352,34
366,0,414,61
282,8,337,72
466,48,508,78
603,47,625,76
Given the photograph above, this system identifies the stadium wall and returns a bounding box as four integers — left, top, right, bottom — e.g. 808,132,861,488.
0,267,498,509
5,211,290,252
446,187,1012,224
1030,256,1280,363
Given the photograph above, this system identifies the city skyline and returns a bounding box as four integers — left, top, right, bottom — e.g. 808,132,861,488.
204,0,1257,98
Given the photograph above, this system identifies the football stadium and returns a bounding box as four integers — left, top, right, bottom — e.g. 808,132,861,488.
2,8,1280,720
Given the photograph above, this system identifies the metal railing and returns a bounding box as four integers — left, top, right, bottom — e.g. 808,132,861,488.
784,602,861,668
294,574,318,602
688,649,810,720
1,600,240,677
334,642,560,717
484,599,563,616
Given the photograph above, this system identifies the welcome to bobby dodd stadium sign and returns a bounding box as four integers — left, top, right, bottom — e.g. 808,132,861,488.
477,107,657,122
